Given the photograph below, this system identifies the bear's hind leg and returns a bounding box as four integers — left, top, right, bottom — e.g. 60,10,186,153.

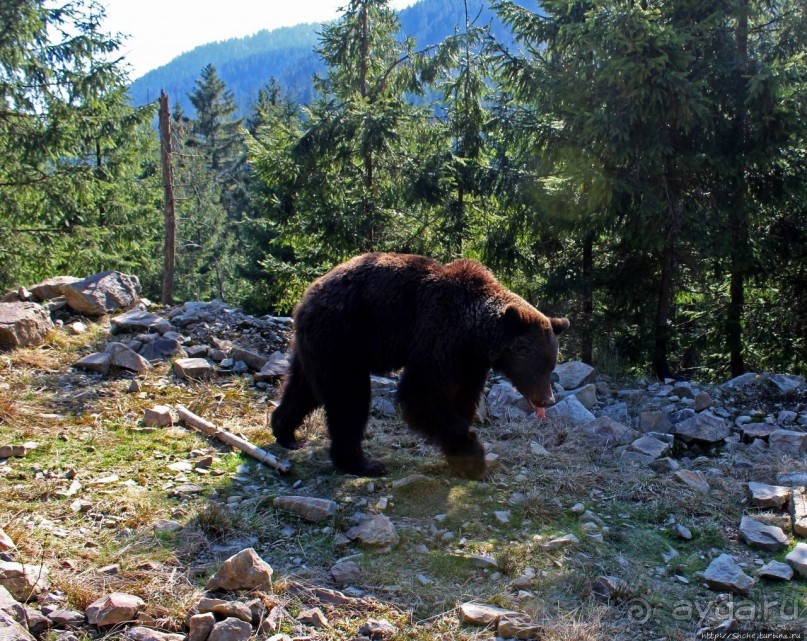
321,370,386,477
271,353,319,450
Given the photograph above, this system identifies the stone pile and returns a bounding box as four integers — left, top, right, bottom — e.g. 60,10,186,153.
0,541,395,641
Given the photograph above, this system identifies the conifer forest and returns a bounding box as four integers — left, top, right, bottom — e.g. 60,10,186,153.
2,0,806,380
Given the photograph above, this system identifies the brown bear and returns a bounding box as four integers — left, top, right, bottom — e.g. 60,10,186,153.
270,253,568,479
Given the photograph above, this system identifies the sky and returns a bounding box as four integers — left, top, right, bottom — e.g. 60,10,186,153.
101,0,420,80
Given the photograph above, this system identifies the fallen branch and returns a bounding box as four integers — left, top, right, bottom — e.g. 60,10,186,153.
175,404,291,475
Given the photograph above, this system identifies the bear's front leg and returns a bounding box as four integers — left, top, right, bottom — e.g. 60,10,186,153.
398,370,487,480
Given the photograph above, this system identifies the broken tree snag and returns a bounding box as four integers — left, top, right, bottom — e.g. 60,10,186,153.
175,404,291,474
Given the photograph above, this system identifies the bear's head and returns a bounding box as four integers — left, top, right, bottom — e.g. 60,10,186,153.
493,304,569,412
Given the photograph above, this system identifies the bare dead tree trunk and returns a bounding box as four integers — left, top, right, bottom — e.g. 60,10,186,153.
581,233,594,365
159,91,176,304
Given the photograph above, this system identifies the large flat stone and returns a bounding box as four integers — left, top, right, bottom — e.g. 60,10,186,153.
173,358,212,380
0,563,49,602
111,310,172,334
106,342,151,373
738,516,789,552
64,271,140,316
768,430,807,456
671,411,729,444
73,352,111,375
27,276,80,302
747,482,791,509
553,361,594,389
704,554,755,595
272,496,337,522
545,394,595,424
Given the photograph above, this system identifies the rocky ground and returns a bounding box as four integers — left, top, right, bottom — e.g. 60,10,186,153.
1,272,806,641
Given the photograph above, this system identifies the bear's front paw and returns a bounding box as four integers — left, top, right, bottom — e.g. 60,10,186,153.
275,437,305,450
446,454,487,480
336,457,388,477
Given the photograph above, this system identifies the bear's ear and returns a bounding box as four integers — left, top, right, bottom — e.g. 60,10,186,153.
501,304,531,339
551,317,570,335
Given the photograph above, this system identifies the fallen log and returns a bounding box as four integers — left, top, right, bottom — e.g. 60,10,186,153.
175,404,291,474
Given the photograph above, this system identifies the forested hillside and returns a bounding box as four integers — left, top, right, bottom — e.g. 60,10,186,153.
129,0,521,113
2,0,806,380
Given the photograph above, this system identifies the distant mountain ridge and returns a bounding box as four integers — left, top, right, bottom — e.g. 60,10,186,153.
128,0,529,115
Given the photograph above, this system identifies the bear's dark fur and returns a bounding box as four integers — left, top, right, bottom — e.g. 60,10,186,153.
271,253,568,479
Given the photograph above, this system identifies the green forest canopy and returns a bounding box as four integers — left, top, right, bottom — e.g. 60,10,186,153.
1,0,805,381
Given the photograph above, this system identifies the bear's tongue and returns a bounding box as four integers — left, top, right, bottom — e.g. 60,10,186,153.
534,407,546,419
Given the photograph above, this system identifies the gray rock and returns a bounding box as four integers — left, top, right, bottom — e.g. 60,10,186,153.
591,575,629,600
188,612,216,641
539,533,579,550
0,303,52,351
671,411,729,443
64,271,140,316
630,435,670,460
742,423,776,442
558,384,597,409
330,561,362,586
73,352,111,375
86,592,145,626
598,402,629,424
722,373,758,389
785,543,807,578
553,361,594,389
704,554,755,595
105,342,151,373
125,627,185,641
143,406,173,428
673,524,692,540
639,411,673,434
111,310,171,334
297,608,328,628
47,609,85,627
649,457,680,473
230,347,268,371
694,391,713,412
790,487,807,537
345,514,399,549
777,410,798,424
762,373,805,395
672,382,695,399
173,358,212,380
210,603,252,623
768,430,807,456
497,614,542,640
777,472,807,486
204,548,273,592
545,395,595,424
357,618,396,639
28,276,80,302
0,611,35,641
0,586,25,625
253,352,290,382
758,560,793,581
272,496,337,522
668,408,696,424
458,602,518,627
139,337,185,362
747,482,791,509
582,416,638,447
486,382,531,420
674,470,710,493
738,516,789,552
0,563,48,602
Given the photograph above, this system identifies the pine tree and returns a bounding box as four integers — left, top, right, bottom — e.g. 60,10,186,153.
0,0,161,292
